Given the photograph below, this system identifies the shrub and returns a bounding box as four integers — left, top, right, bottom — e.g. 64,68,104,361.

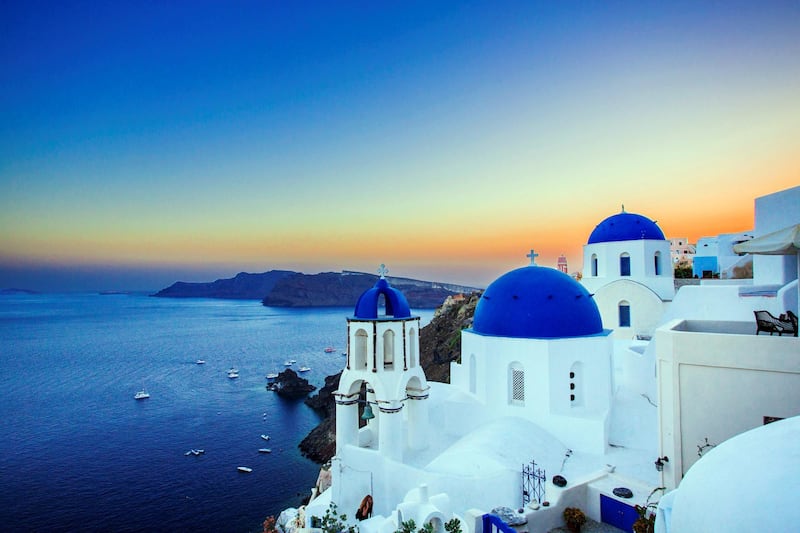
563,507,586,532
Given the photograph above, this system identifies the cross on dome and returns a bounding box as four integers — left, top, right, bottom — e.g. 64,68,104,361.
526,249,539,266
377,264,389,279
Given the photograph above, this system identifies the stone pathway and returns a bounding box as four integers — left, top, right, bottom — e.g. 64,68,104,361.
548,518,626,533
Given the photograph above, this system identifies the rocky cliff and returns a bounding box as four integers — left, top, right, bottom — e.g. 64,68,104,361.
262,271,473,309
153,270,476,309
152,270,294,299
297,291,482,463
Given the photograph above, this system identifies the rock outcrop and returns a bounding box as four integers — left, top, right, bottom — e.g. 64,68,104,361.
298,291,482,463
268,369,317,399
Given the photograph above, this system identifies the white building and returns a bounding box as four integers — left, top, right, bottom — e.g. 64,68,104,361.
300,186,798,533
692,231,754,279
581,210,674,339
654,185,800,532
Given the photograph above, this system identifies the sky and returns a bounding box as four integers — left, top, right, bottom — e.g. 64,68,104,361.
1,1,798,292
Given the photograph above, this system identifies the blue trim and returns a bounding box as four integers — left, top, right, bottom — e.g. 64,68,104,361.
482,514,517,533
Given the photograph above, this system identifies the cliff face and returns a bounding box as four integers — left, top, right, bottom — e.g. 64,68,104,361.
152,270,294,299
262,272,466,309
153,270,475,309
298,291,482,463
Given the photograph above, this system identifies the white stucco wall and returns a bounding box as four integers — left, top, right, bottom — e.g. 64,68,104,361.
655,319,800,490
582,239,674,301
455,329,613,454
592,279,668,339
753,185,800,286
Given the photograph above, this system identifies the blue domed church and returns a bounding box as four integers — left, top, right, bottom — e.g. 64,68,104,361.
581,209,674,339
452,265,614,454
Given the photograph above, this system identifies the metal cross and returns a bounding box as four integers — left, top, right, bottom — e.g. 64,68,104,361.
377,264,389,278
526,249,539,266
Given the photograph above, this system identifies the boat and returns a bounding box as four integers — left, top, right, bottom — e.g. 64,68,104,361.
227,367,239,379
265,372,278,380
185,449,205,456
283,360,293,366
261,434,270,441
258,448,272,453
298,366,311,373
324,347,335,353
237,466,253,473
134,388,150,400
196,360,206,365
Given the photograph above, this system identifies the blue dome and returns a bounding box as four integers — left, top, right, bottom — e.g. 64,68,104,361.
588,212,665,244
353,278,412,319
472,266,603,339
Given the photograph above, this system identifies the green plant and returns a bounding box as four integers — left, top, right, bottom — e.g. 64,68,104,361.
632,487,665,533
444,518,462,533
563,507,586,533
321,502,358,533
395,519,437,533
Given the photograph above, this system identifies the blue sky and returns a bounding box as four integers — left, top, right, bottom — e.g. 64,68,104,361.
1,1,798,291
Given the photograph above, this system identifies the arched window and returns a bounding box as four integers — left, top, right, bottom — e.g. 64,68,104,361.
620,253,631,276
591,254,598,277
469,354,477,395
383,330,395,369
354,329,369,370
569,362,583,407
509,362,525,406
618,301,631,328
654,251,662,275
408,327,417,368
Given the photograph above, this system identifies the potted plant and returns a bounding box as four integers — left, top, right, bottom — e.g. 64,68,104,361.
563,507,586,533
632,487,665,533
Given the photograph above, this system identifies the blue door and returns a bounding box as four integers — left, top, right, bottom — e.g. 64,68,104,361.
600,494,638,533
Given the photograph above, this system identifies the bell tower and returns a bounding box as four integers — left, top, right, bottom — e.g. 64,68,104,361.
334,265,430,462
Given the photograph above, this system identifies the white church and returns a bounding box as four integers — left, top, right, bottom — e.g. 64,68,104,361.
299,185,799,533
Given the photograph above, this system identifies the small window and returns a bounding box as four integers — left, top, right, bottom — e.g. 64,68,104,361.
619,302,631,328
620,254,631,276
654,252,661,276
509,362,525,405
591,254,598,277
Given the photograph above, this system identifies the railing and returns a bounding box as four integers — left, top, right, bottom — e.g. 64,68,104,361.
482,514,517,533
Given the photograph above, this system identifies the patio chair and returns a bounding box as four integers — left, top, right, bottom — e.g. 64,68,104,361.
754,310,794,336
786,310,798,337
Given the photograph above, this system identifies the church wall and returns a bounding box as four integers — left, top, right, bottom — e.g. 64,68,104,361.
582,240,674,301
592,280,667,339
656,319,800,490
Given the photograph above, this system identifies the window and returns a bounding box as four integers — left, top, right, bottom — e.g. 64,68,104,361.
620,253,631,276
619,301,631,327
408,328,417,368
654,252,661,275
509,362,525,405
354,329,369,370
569,363,583,406
382,330,394,368
591,254,598,277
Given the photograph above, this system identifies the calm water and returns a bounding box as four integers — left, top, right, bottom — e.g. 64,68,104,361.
0,293,431,532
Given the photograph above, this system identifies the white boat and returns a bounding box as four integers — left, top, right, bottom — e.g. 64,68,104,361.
196,359,206,364
227,371,239,379
258,448,272,453
237,466,252,473
261,434,270,441
298,366,311,373
134,389,150,400
265,372,278,380
283,361,292,366
185,449,205,456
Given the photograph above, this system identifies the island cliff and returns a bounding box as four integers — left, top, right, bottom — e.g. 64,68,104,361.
154,270,477,309
298,291,482,463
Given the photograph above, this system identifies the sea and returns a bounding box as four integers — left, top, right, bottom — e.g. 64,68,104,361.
0,293,433,532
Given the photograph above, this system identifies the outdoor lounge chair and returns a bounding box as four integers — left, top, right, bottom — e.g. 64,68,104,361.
754,310,796,336
787,310,798,337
